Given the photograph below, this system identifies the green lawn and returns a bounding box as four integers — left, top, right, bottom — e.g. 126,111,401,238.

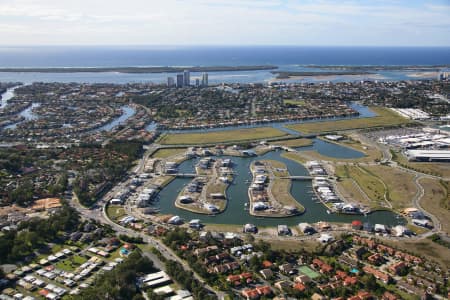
269,138,313,148
106,205,126,221
55,255,87,272
283,99,306,106
151,148,186,159
286,107,412,134
298,265,321,279
158,127,290,145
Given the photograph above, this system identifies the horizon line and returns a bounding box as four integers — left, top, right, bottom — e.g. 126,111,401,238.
1,44,450,48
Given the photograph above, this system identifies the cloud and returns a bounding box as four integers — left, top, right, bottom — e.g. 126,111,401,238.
0,0,448,45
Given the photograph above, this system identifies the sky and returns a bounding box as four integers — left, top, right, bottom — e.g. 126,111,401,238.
0,0,449,46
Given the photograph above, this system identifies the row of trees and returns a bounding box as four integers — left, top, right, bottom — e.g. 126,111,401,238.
74,141,144,206
165,260,217,300
0,203,80,263
69,251,155,300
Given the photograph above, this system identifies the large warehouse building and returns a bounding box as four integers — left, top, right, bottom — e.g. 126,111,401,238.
405,150,450,162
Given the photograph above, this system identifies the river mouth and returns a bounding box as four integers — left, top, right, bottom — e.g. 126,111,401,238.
154,142,404,227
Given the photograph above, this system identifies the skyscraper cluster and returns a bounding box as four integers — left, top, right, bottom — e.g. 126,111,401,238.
167,71,208,88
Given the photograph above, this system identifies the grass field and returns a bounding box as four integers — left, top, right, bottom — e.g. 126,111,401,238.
106,205,126,221
286,107,412,134
336,164,386,205
55,255,87,272
298,265,321,279
271,178,304,212
419,178,450,233
269,138,313,148
366,165,417,210
336,178,375,208
261,238,320,252
151,148,186,158
263,160,305,212
281,152,308,164
158,127,290,145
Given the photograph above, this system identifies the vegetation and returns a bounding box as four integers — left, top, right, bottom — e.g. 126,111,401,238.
74,141,143,207
68,250,155,300
158,127,290,145
286,107,413,134
0,147,69,206
419,178,450,233
165,260,217,300
151,148,186,159
0,203,79,263
336,164,387,205
269,137,313,147
119,234,144,244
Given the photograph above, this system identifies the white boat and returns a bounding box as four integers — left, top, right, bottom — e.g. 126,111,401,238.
326,210,331,214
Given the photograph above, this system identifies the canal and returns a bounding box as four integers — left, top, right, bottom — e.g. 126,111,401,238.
155,139,404,227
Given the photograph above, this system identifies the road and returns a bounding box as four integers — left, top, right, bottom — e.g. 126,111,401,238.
69,149,224,299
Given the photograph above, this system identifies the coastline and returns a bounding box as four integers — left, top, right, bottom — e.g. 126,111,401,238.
0,65,278,74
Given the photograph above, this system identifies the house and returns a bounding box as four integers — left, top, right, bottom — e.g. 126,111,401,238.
279,263,295,275
389,262,406,275
344,276,358,286
275,280,292,292
295,274,312,284
382,291,399,300
260,269,274,280
262,260,273,268
363,266,392,284
241,286,272,300
293,282,306,292
368,253,385,265
311,293,327,300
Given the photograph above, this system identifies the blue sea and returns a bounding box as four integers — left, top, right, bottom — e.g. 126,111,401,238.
0,46,449,84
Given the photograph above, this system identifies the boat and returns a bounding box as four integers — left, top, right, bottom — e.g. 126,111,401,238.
326,210,331,214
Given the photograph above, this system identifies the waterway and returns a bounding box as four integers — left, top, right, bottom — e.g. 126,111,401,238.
0,86,19,108
149,102,377,134
5,103,40,130
155,141,404,227
96,105,136,131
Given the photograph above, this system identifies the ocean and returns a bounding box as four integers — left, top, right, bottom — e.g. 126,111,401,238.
0,46,449,84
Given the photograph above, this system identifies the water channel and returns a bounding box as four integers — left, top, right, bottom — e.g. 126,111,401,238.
0,86,19,108
96,105,136,131
155,139,404,227
149,102,377,134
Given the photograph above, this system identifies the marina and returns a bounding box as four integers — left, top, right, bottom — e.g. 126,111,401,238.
154,141,405,227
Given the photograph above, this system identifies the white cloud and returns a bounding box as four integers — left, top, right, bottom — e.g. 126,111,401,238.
0,0,448,45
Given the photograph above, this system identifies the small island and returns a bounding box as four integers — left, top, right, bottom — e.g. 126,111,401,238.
248,160,305,217
175,158,234,215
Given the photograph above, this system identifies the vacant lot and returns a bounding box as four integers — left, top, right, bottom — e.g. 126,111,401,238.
269,138,313,148
419,178,450,233
367,165,417,210
159,127,290,145
286,107,412,134
151,148,186,159
106,205,126,221
336,177,374,208
336,164,386,206
336,164,417,210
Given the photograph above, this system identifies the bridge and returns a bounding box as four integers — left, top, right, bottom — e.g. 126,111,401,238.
172,173,206,178
279,176,313,180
